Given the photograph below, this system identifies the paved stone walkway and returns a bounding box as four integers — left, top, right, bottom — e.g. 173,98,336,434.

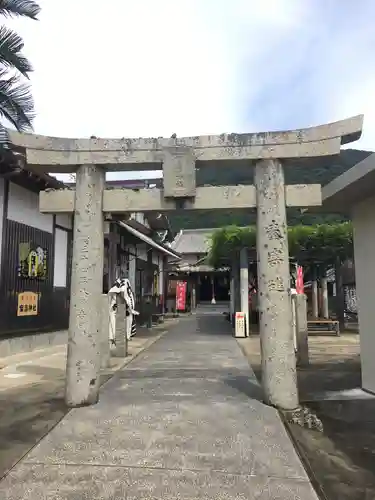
0,321,173,480
0,311,318,499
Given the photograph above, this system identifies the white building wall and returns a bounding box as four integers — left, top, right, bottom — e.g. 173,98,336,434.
53,228,68,287
158,256,164,296
352,195,375,394
56,214,73,229
7,182,53,233
6,182,70,291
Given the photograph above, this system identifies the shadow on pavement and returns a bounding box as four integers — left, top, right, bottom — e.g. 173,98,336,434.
240,334,375,500
223,375,264,402
0,382,68,480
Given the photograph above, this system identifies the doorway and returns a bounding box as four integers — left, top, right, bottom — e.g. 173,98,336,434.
198,273,230,302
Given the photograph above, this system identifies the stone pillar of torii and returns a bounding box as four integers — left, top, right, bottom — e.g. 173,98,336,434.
8,115,364,409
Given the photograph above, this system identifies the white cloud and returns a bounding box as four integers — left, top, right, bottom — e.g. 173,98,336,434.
4,0,375,184
9,0,242,138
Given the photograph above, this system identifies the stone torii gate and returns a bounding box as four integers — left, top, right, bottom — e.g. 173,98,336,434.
9,115,363,410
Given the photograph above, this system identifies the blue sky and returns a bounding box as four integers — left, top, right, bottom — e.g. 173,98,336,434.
6,0,375,179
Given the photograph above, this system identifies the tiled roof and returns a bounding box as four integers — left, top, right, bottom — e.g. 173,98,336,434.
177,263,229,273
170,228,216,254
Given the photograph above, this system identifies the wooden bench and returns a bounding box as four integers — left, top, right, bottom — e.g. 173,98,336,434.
307,319,340,336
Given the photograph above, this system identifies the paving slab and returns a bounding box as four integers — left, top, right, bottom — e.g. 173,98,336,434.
0,311,318,499
0,321,174,479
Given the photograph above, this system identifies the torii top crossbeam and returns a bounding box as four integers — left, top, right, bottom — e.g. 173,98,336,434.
8,115,363,173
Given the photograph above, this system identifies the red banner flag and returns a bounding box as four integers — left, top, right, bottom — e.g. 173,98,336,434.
296,265,304,294
176,281,187,311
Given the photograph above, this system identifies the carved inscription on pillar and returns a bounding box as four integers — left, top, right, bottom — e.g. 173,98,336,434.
255,159,298,410
267,248,284,268
162,145,196,198
66,164,105,406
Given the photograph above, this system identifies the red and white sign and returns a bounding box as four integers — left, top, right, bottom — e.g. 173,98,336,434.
235,312,246,338
176,281,187,311
296,265,304,294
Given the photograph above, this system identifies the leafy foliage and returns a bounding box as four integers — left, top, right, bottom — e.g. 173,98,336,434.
0,25,33,76
0,68,35,129
208,225,256,269
208,222,353,270
169,149,372,231
0,0,40,147
288,222,353,265
0,0,40,19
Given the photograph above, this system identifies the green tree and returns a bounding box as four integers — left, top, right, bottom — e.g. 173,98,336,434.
208,222,354,327
0,0,40,146
208,222,353,273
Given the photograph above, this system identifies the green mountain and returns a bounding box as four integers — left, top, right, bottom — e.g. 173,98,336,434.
169,149,372,231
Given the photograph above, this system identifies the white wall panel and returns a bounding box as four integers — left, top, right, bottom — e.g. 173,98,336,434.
53,228,68,287
352,195,375,394
8,183,53,233
56,213,73,229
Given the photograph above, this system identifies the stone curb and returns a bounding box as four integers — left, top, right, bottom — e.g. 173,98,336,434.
280,412,328,500
100,323,173,384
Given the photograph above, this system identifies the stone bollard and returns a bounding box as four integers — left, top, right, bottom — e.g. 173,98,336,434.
144,293,153,328
295,294,309,366
100,294,111,369
111,299,128,358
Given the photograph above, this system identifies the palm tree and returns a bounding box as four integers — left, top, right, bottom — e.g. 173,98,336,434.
0,0,41,147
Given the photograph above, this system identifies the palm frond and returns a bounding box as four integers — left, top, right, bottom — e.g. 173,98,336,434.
0,0,40,20
0,68,35,132
0,26,32,77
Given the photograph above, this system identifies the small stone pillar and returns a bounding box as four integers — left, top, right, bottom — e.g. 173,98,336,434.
255,159,298,411
163,257,169,313
144,293,153,328
229,272,235,321
100,294,110,369
240,247,249,335
65,164,105,408
321,274,329,319
311,268,319,318
232,256,241,327
158,255,163,307
211,276,216,304
191,283,197,310
335,258,345,331
158,255,167,317
295,293,309,366
112,300,127,358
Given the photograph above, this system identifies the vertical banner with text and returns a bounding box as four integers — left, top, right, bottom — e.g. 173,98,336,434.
176,281,187,311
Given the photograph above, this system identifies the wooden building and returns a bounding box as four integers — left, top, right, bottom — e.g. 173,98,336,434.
169,228,230,305
0,161,179,340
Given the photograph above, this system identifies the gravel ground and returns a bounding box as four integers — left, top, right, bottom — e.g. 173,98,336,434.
238,332,375,500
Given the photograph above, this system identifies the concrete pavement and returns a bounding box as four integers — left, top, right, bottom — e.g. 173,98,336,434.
0,310,318,499
0,321,174,480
